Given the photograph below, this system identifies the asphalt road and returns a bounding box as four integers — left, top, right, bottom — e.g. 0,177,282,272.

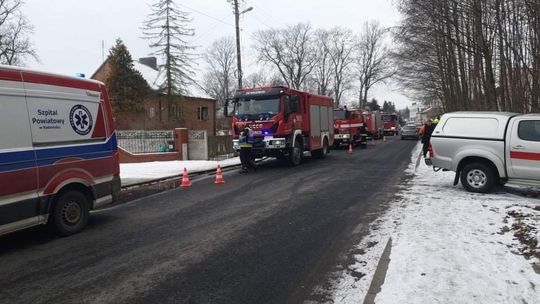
0,136,418,304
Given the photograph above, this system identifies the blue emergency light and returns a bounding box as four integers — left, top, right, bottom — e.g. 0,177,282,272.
76,73,85,78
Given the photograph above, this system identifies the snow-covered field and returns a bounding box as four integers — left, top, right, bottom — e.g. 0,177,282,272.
330,144,540,304
120,157,241,186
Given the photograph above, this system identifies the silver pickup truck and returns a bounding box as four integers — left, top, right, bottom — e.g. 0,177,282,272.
428,112,540,193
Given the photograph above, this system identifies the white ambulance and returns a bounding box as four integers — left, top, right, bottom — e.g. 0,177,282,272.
0,65,120,236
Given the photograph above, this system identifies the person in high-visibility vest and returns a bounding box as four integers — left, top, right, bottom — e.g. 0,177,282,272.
433,115,440,125
238,127,257,173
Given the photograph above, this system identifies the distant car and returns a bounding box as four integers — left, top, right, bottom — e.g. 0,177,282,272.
401,125,420,140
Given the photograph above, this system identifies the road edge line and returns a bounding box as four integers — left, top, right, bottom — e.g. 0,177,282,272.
363,237,392,304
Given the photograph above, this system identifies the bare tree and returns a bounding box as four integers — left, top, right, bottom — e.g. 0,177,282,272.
253,23,317,89
312,29,333,95
244,69,284,88
394,0,540,113
0,0,37,65
325,27,356,106
202,36,237,109
356,21,395,109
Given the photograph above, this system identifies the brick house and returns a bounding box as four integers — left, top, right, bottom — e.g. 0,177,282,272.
92,57,216,134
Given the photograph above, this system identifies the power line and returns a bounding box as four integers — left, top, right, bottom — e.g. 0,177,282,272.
250,1,287,27
176,3,235,27
191,14,233,44
249,12,274,29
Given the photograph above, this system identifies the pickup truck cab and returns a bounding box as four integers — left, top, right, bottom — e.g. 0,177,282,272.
428,112,540,193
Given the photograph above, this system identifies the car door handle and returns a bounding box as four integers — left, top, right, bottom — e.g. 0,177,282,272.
512,145,526,150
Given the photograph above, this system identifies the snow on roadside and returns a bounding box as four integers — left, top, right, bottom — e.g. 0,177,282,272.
120,157,241,186
329,144,540,304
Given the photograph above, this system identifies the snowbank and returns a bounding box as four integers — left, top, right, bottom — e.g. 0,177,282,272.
120,157,241,186
330,144,540,304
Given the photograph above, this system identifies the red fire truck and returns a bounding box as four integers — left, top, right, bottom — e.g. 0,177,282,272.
333,108,368,148
227,86,334,165
382,113,399,135
363,111,384,139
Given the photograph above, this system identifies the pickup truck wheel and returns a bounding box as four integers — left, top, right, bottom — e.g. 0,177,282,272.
460,163,496,193
50,190,90,236
289,139,303,166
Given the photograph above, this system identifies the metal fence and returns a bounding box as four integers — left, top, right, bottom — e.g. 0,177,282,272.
117,130,174,154
208,135,234,160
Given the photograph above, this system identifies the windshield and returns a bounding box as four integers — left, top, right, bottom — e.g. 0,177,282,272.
403,126,417,131
334,110,346,120
235,98,280,116
382,115,397,122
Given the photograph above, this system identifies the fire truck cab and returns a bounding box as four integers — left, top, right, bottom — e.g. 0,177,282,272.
382,113,399,136
228,86,334,166
333,108,368,148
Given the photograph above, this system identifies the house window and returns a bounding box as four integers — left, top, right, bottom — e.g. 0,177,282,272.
197,106,208,121
169,104,183,120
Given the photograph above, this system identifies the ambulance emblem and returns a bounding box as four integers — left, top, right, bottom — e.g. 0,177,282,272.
69,105,93,135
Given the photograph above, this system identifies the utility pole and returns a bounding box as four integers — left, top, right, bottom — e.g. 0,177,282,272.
232,1,252,90
234,0,242,89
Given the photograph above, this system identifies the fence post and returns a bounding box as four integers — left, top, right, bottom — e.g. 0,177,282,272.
174,128,188,160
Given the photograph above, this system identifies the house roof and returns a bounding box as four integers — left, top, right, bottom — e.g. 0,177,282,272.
91,57,214,100
133,61,162,91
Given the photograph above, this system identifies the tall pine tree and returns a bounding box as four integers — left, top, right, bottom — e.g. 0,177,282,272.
106,39,150,112
142,0,196,97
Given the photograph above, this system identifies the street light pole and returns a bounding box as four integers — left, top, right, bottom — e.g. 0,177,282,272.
233,1,252,90
234,0,242,89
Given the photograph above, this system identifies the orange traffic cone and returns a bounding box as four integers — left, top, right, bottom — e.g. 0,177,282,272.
214,164,225,184
180,167,192,187
348,144,353,154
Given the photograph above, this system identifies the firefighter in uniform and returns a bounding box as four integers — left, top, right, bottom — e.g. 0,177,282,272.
238,127,257,173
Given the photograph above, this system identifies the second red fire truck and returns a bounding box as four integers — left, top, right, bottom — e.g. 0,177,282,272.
333,108,368,148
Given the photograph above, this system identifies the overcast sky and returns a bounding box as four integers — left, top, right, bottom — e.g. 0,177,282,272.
22,0,410,109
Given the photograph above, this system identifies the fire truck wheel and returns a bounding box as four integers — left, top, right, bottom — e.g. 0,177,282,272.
289,139,303,166
312,138,329,159
50,190,90,236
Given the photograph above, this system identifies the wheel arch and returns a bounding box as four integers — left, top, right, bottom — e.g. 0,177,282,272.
453,150,505,178
457,156,501,181
47,182,95,214
288,129,304,146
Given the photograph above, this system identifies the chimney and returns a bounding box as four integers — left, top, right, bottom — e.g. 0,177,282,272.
139,57,158,71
